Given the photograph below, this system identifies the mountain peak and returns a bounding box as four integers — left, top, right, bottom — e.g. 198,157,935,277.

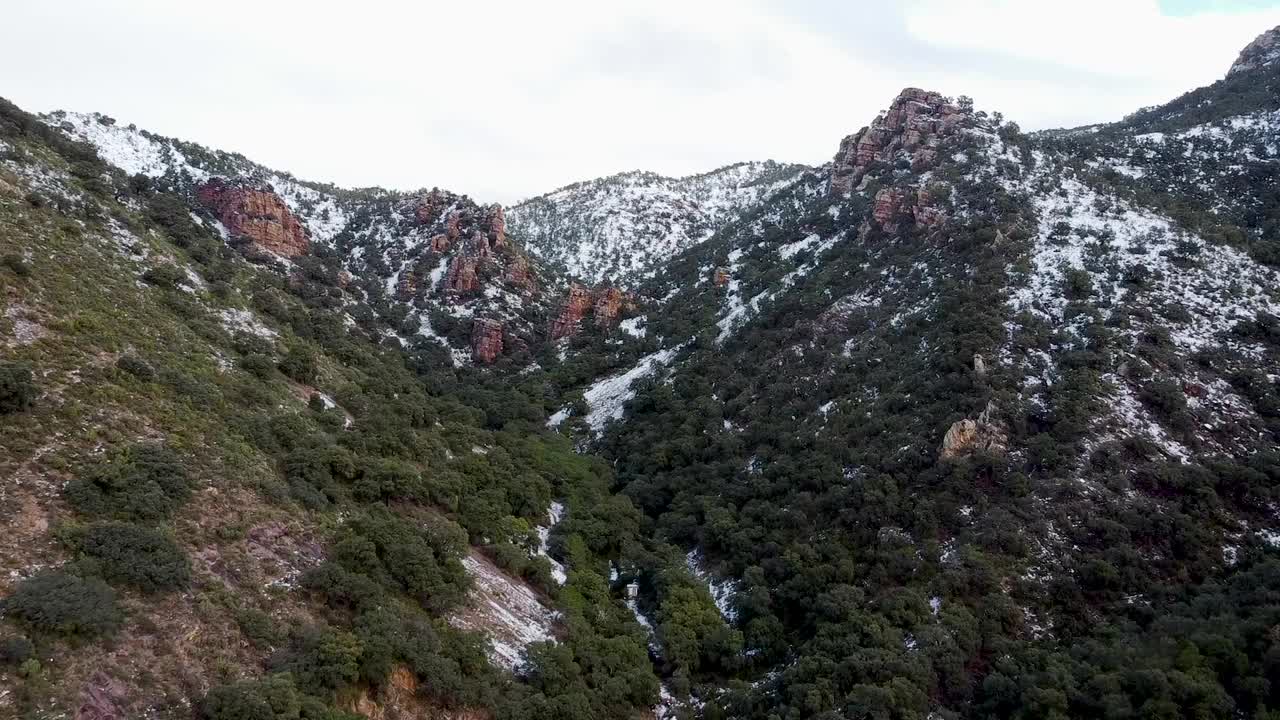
830,86,972,195
1228,24,1280,76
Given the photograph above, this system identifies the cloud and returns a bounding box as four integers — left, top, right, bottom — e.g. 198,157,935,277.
1,0,1276,202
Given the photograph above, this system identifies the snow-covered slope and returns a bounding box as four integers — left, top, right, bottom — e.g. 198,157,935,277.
507,161,807,286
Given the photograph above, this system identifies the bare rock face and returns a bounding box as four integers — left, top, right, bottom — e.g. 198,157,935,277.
75,671,127,720
940,401,1007,460
445,256,481,294
831,88,967,195
550,283,594,339
550,284,632,338
197,179,308,257
486,204,507,249
871,185,946,231
592,287,627,327
414,188,454,225
974,353,987,377
471,319,504,364
1229,25,1280,76
872,187,912,229
503,254,537,294
713,266,731,287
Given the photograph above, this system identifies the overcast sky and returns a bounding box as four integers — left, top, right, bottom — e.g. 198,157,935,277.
3,1,1279,203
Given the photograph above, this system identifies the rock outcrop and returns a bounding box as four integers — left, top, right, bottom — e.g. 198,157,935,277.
74,671,127,720
549,284,633,338
871,185,946,231
503,254,537,294
713,266,731,287
197,180,309,257
592,287,627,327
471,319,504,364
1229,25,1280,76
940,401,1007,460
831,88,967,195
486,204,507,249
414,188,455,225
550,284,595,339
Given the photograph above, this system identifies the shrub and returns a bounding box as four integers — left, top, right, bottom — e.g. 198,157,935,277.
0,636,33,665
1,571,122,638
1,253,30,276
142,264,187,289
199,674,301,720
0,362,37,413
280,346,319,384
241,354,277,380
268,627,362,696
64,443,193,523
70,522,191,593
115,354,155,381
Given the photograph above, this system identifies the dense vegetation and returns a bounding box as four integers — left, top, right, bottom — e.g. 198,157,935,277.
2,32,1279,720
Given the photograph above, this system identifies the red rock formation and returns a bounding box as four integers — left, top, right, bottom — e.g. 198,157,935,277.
503,254,538,294
593,287,626,327
549,284,632,337
872,187,911,229
445,256,480,294
415,189,453,224
831,88,967,195
445,211,463,242
713,266,731,287
197,179,308,257
471,319,504,364
871,185,946,230
396,267,419,300
337,270,353,288
486,205,507,249
550,283,594,339
430,233,451,253
912,187,946,228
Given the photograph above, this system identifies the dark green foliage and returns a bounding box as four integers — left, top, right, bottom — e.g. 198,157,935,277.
280,345,319,384
267,626,362,697
307,507,469,614
68,522,191,593
64,443,193,523
1,570,122,638
115,354,155,381
1,252,31,276
199,674,304,720
241,353,278,380
0,361,37,413
141,263,188,289
235,607,284,649
0,636,33,666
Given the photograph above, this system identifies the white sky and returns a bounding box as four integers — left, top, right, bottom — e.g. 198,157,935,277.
3,0,1278,202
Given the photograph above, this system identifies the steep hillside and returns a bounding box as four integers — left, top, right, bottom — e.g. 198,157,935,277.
44,111,648,370
551,30,1280,720
0,98,666,720
507,162,806,286
3,22,1280,720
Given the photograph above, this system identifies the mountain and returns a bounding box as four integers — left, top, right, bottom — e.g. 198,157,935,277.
43,111,676,379
507,161,807,286
1,23,1279,720
549,32,1280,720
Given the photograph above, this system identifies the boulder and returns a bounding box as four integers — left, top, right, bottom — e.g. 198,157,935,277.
940,401,1007,460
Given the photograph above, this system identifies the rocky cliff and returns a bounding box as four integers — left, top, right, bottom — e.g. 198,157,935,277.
196,179,309,257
